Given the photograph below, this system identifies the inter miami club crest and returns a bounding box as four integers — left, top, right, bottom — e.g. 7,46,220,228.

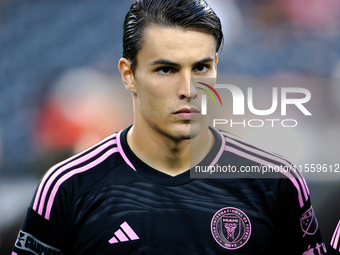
300,206,318,237
211,207,251,250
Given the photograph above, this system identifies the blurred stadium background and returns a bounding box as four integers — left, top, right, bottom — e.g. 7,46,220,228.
1,0,340,252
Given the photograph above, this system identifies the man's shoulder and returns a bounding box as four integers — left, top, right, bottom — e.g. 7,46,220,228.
30,132,132,219
47,132,123,184
213,128,310,208
216,128,301,176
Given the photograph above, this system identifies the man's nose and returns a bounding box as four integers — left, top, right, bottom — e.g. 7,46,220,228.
178,71,197,100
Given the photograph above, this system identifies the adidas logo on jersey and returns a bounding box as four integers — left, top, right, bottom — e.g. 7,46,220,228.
109,221,139,244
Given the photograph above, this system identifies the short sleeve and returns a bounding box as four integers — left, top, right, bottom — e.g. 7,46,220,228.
274,177,327,255
12,208,63,255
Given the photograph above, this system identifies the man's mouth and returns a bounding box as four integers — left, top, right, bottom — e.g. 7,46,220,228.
173,108,200,120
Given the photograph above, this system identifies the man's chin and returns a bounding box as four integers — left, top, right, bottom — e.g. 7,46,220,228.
178,133,197,140
178,124,205,140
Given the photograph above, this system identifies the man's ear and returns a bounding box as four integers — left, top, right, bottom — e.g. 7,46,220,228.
118,58,136,94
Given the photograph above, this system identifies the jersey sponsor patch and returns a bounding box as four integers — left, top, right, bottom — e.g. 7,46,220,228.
300,206,318,237
211,207,251,250
15,230,62,255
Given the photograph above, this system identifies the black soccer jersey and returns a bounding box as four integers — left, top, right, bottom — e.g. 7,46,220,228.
329,219,340,255
13,126,326,254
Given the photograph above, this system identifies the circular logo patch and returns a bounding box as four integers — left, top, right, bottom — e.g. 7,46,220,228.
211,207,251,250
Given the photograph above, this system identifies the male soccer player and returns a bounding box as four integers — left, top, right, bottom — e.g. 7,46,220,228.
12,0,326,254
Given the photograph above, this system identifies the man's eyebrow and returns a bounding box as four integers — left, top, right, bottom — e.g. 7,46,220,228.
149,59,180,67
149,57,214,67
194,57,215,66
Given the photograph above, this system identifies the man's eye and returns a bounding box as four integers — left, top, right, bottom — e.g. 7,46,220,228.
195,65,209,73
157,67,173,74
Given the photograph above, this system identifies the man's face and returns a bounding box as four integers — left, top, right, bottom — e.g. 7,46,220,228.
130,25,217,140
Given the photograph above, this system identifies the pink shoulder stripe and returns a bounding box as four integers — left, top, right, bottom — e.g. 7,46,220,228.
116,130,136,171
208,130,226,167
225,145,305,208
221,131,307,181
33,133,117,213
331,220,340,251
223,135,309,202
44,147,119,220
221,131,309,199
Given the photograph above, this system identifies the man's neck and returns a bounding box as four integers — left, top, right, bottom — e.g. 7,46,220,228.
126,124,215,176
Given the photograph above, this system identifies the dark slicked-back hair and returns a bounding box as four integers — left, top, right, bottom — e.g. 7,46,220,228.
123,0,223,73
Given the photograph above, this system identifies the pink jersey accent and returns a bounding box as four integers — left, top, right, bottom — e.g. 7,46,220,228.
221,131,309,204
117,130,136,171
221,131,309,194
208,130,226,167
108,236,118,244
225,143,305,208
44,147,119,220
115,229,129,242
33,134,117,212
34,129,138,220
121,221,139,240
221,130,307,185
331,220,340,250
